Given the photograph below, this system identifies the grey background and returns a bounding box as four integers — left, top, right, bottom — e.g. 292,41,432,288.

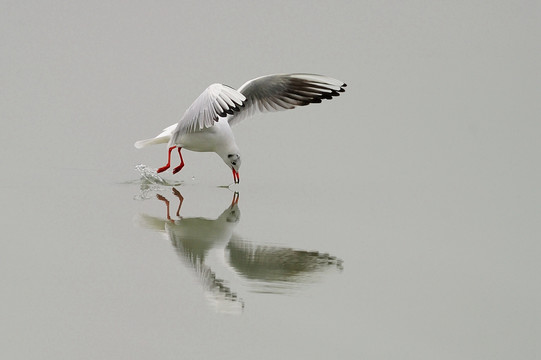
1,1,539,359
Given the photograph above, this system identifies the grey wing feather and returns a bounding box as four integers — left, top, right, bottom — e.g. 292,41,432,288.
170,84,246,144
227,73,346,127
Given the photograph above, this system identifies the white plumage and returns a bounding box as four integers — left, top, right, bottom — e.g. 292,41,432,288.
134,73,347,183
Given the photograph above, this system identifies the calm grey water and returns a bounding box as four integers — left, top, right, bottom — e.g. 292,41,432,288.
1,1,540,359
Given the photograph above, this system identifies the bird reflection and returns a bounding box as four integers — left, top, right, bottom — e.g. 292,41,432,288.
136,188,343,311
227,239,343,294
137,188,243,314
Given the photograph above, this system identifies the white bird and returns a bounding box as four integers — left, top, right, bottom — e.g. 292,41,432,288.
134,73,347,183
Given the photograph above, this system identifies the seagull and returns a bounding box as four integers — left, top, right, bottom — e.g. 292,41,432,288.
134,73,347,183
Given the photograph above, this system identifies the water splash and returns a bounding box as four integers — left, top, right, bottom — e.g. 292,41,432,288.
132,164,183,200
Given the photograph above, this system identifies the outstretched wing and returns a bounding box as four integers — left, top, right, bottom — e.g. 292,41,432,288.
227,73,346,127
170,84,246,144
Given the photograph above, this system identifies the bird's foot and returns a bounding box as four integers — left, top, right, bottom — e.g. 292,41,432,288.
157,165,169,173
172,164,184,174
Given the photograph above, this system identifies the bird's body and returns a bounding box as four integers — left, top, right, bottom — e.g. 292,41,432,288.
176,118,237,154
135,73,346,183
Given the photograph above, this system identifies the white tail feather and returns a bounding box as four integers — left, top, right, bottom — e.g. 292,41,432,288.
134,136,169,149
135,123,177,149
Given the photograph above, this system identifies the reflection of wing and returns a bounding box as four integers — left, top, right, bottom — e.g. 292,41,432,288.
226,237,343,293
193,258,244,314
134,191,243,313
165,205,243,312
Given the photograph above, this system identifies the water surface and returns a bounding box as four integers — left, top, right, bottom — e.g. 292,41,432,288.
1,1,539,359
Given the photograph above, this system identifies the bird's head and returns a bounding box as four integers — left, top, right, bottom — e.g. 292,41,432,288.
219,148,242,183
225,153,241,172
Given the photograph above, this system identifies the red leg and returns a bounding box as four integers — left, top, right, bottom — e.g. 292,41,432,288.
232,168,240,184
156,194,173,221
172,187,184,217
157,146,176,173
172,147,185,174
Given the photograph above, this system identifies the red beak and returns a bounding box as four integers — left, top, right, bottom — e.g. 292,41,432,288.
232,168,240,184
